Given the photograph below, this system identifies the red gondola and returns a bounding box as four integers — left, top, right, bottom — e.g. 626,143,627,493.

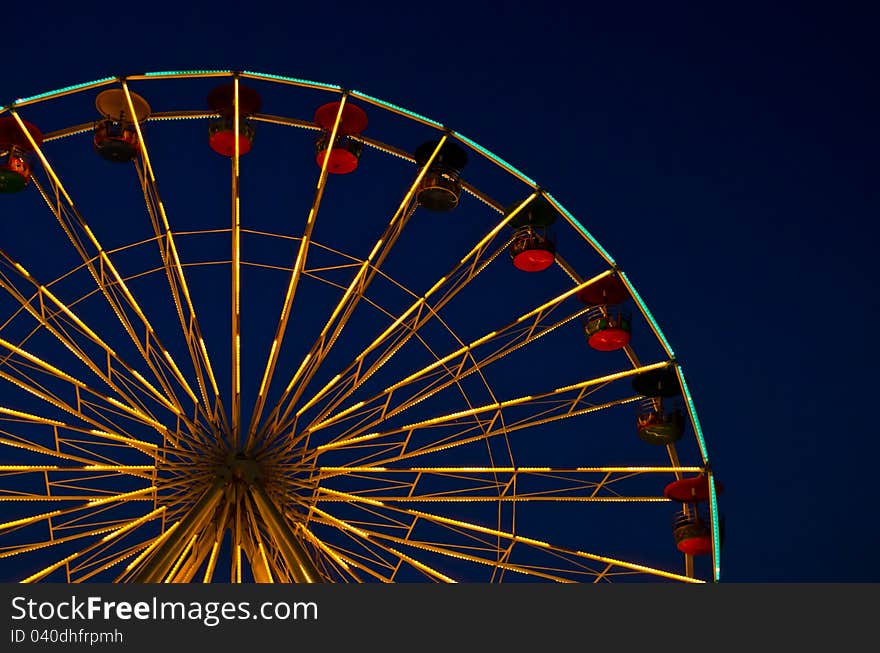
664,475,723,503
314,101,368,174
207,83,262,157
672,511,713,556
579,275,631,350
0,117,43,193
506,196,558,272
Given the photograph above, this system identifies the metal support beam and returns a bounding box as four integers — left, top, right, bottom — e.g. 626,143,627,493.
249,482,321,583
130,480,225,583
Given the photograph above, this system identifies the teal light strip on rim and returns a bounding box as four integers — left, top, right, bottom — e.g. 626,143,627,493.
350,90,443,128
453,132,537,186
674,365,708,462
675,363,718,580
144,70,231,77
709,472,721,581
242,71,341,92
15,77,117,104
545,192,616,266
618,271,675,358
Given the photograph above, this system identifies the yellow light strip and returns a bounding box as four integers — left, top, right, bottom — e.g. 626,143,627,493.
0,495,156,502
258,542,274,583
231,76,242,444
203,539,221,583
383,361,668,432
257,340,278,397
125,521,181,573
0,508,64,530
0,524,120,559
85,487,156,507
9,111,74,205
0,435,102,466
0,465,154,472
162,350,197,404
103,397,169,434
315,495,669,503
0,406,64,426
21,550,81,583
199,338,221,397
165,533,198,582
314,491,701,582
288,135,452,419
88,429,158,451
318,466,701,474
298,525,350,572
130,369,178,413
518,270,612,322
101,506,166,543
387,545,457,583
249,97,350,441
307,507,571,583
0,337,84,386
458,192,538,267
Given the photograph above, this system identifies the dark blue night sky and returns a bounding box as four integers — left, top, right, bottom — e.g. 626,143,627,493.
1,2,877,583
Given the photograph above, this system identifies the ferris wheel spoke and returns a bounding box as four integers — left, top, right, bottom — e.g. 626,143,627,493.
0,335,188,450
236,493,275,583
123,80,223,429
305,362,668,469
296,523,366,582
19,505,166,583
0,356,202,456
245,97,351,450
0,425,159,478
0,512,159,581
247,481,322,582
0,486,156,542
307,270,615,438
0,252,199,438
311,466,699,502
71,539,155,583
0,464,154,482
306,504,569,582
128,481,225,582
302,506,457,582
264,191,540,448
7,111,207,430
16,174,207,439
229,77,246,446
250,136,452,448
315,395,643,470
0,363,175,453
309,496,698,582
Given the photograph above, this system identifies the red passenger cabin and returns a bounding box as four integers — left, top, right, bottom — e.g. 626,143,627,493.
577,275,631,351
506,196,557,272
207,83,262,157
665,476,723,556
314,100,368,174
0,117,42,193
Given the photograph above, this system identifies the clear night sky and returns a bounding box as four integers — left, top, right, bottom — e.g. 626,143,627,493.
1,2,877,582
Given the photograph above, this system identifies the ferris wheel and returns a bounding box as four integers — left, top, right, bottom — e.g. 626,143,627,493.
0,70,722,583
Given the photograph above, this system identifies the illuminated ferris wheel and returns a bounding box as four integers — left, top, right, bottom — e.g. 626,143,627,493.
0,70,722,583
